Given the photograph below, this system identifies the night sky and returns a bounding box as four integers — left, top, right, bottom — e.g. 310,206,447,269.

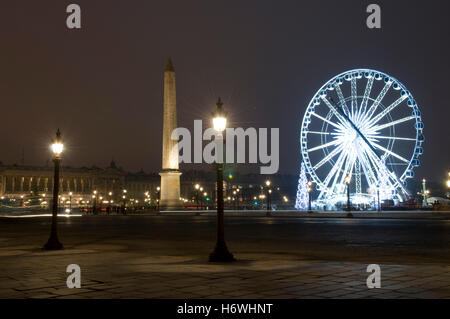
0,1,448,183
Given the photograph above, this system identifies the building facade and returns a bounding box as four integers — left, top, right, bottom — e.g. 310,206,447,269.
0,161,159,203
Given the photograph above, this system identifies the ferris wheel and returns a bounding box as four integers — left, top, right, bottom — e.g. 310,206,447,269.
300,69,424,206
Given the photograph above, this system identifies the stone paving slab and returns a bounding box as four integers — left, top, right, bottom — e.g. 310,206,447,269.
0,215,449,299
0,246,449,299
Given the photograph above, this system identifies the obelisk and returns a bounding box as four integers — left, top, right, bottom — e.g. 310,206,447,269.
159,58,183,210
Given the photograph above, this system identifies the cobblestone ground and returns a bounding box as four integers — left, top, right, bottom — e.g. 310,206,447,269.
0,214,449,299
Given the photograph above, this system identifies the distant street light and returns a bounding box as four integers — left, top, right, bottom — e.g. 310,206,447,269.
156,186,160,211
92,190,98,214
377,185,381,212
308,181,313,213
265,180,271,216
345,175,353,218
209,97,235,262
43,129,64,250
422,179,429,208
194,184,201,210
69,192,73,213
120,190,126,214
108,191,113,214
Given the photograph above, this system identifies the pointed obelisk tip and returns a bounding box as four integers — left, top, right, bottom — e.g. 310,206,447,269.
165,58,174,72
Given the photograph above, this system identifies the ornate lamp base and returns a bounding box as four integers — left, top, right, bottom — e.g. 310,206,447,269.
209,241,235,262
43,236,64,250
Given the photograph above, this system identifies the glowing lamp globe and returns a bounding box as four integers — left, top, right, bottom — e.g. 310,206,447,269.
51,143,63,156
212,97,227,132
345,175,351,185
213,117,227,132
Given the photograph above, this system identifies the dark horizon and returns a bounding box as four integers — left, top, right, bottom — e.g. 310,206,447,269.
1,0,449,184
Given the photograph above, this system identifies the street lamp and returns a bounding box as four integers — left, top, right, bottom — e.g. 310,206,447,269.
156,186,160,211
122,189,127,214
200,187,205,210
377,185,381,212
92,190,98,214
68,192,72,213
194,184,200,210
108,191,113,214
209,97,235,262
265,180,271,216
422,179,428,208
345,175,353,217
43,129,64,250
308,181,313,213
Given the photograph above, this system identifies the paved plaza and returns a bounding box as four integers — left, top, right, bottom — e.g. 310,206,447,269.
0,213,449,299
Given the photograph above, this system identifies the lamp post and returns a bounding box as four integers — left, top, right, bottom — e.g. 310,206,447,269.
203,192,207,210
345,175,353,218
122,189,127,214
377,186,381,212
200,187,204,210
265,180,271,216
421,179,428,208
209,97,235,262
68,192,72,213
194,184,200,210
108,192,113,215
61,197,66,212
99,196,103,213
92,190,98,214
43,129,64,250
308,181,313,213
156,186,160,211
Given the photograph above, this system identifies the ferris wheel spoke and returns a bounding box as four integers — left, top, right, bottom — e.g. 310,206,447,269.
328,147,351,194
337,148,356,191
334,83,351,116
370,115,415,133
307,131,342,136
321,97,348,126
365,95,407,128
366,135,416,142
319,144,350,194
364,146,397,190
364,81,392,121
360,76,374,115
364,144,407,195
357,145,378,190
317,151,348,200
341,149,356,184
308,139,341,153
311,112,344,130
356,77,374,125
313,143,345,171
371,142,409,163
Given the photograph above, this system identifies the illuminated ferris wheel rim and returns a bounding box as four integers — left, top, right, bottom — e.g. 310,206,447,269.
300,68,424,203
